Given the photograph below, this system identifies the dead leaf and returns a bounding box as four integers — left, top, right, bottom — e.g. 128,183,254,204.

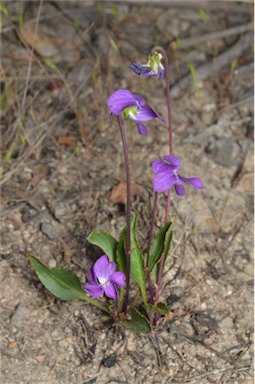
63,244,71,264
110,181,137,204
57,136,72,147
47,80,63,91
34,355,46,362
32,163,49,187
8,341,18,349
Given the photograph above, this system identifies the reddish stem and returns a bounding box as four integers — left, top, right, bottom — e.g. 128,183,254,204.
151,46,173,300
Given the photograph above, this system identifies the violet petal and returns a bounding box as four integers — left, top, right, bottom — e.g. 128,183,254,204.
104,284,118,299
87,268,98,286
152,160,174,173
179,176,203,190
136,122,148,136
158,67,165,81
83,284,104,298
135,105,157,121
93,255,110,280
135,105,165,122
163,155,181,169
142,69,156,77
107,89,137,115
109,271,126,287
153,171,176,193
175,184,186,196
104,260,116,280
130,63,150,76
132,93,146,106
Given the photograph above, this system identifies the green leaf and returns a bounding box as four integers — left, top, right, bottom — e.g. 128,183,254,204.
44,58,58,71
0,4,8,17
97,1,103,14
121,308,152,334
188,62,197,84
162,222,173,265
18,10,24,31
151,222,173,281
199,8,207,24
116,226,126,272
87,230,118,262
149,221,172,271
0,80,13,113
109,38,119,53
130,216,146,292
175,37,181,49
28,255,86,301
156,302,169,315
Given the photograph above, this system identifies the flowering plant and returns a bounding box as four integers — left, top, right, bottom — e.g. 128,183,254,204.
29,45,203,333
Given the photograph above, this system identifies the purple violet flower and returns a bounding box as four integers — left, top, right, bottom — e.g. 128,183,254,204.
83,255,126,299
152,155,203,195
107,89,165,136
130,52,165,81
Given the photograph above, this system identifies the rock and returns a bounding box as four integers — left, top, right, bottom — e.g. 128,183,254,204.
40,223,61,240
205,138,238,167
237,173,254,194
10,304,27,328
101,354,117,368
48,259,57,268
20,21,80,64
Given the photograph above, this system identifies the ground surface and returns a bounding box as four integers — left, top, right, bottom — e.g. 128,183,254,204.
0,1,254,383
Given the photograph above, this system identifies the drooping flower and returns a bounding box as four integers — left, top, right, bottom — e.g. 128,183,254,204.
152,155,203,195
107,89,165,136
130,51,165,81
83,255,126,299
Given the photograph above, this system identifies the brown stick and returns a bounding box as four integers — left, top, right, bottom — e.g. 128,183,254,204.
177,23,252,50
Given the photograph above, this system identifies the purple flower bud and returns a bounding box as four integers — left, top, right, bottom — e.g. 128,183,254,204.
130,52,165,81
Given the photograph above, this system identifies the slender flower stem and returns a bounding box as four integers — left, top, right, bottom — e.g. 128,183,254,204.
151,46,173,155
145,192,158,303
114,296,119,322
81,294,109,313
151,45,173,300
117,116,131,314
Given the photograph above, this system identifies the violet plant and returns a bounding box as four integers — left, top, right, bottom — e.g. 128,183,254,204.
29,47,203,333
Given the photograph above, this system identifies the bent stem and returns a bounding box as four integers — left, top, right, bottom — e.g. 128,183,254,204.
151,45,173,301
151,45,173,155
117,116,131,314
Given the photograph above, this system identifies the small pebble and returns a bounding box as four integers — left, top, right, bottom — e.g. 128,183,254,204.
10,304,27,328
48,259,57,268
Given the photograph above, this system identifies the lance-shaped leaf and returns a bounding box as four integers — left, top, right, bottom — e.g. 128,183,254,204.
149,221,173,271
130,216,146,294
116,225,126,272
162,222,173,266
87,231,118,262
28,255,87,301
121,308,152,334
